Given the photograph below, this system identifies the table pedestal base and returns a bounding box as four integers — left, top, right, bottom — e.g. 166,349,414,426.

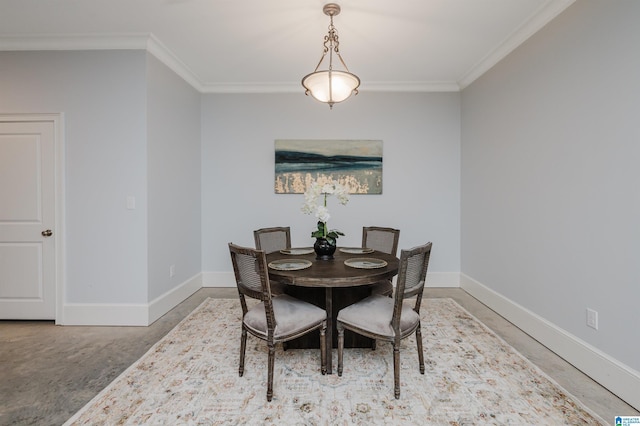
284,285,374,373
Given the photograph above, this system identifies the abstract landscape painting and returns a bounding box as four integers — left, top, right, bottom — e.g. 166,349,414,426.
274,139,382,194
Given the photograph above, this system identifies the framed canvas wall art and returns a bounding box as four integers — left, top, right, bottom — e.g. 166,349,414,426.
274,139,382,194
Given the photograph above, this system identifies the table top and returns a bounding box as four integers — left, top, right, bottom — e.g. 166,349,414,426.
265,247,399,288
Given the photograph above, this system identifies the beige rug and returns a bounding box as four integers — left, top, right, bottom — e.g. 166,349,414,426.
65,298,606,425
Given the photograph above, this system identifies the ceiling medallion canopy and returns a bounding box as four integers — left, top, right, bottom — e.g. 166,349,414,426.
301,3,360,109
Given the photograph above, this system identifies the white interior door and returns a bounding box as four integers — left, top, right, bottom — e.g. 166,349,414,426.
0,120,56,319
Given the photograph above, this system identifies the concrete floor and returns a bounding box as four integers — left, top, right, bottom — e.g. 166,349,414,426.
1,288,637,425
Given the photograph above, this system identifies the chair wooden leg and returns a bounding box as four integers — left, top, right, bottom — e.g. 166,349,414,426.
239,327,247,377
416,323,425,374
393,343,400,399
267,343,275,402
320,322,327,375
337,323,344,377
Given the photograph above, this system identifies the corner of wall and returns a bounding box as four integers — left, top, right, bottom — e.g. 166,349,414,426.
61,273,202,326
460,273,640,410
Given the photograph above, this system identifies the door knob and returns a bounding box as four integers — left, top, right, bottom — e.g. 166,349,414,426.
42,229,53,237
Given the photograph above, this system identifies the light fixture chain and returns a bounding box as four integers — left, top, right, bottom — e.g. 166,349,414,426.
326,16,338,71
326,14,351,73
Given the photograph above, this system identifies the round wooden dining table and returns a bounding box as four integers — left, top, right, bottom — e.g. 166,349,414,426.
266,247,399,374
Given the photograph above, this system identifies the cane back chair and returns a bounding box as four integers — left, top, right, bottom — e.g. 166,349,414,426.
253,227,292,295
228,243,327,402
362,226,400,297
337,242,432,399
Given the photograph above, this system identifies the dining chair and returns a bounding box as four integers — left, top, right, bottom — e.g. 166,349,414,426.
362,226,400,297
253,226,291,254
253,227,291,295
228,243,327,402
336,242,432,399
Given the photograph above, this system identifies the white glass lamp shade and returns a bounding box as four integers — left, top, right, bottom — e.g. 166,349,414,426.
302,70,360,105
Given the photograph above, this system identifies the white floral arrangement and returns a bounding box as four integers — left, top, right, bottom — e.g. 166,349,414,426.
301,179,350,245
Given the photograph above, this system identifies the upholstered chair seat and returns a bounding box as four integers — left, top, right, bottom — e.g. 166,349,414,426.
243,294,328,340
337,294,420,337
229,243,327,402
337,242,432,399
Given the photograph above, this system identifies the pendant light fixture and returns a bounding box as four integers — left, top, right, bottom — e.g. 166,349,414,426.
302,3,360,109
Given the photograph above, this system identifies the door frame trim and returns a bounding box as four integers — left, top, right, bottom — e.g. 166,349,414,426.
0,113,65,324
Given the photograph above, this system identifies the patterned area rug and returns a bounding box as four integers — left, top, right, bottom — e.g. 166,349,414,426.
65,298,605,425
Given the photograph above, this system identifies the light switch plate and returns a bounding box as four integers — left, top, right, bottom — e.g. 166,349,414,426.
586,308,598,330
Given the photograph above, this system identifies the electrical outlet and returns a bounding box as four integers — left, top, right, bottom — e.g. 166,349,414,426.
586,308,598,330
169,264,175,278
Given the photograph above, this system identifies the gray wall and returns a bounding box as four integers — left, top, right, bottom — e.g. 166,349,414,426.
201,92,461,279
461,0,640,371
0,50,149,304
0,50,202,309
146,54,201,302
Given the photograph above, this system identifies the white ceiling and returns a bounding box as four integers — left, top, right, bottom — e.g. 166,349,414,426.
0,0,575,93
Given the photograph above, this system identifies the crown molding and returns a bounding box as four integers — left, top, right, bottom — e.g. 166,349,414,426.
199,80,461,94
200,82,302,94
144,34,204,92
457,0,576,89
0,33,150,51
0,33,206,92
0,0,576,96
361,81,461,93
0,33,460,93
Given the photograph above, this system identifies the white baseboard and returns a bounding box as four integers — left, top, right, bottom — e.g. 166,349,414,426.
202,271,461,289
461,273,640,411
62,273,202,326
62,302,149,326
60,269,457,324
148,273,202,324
